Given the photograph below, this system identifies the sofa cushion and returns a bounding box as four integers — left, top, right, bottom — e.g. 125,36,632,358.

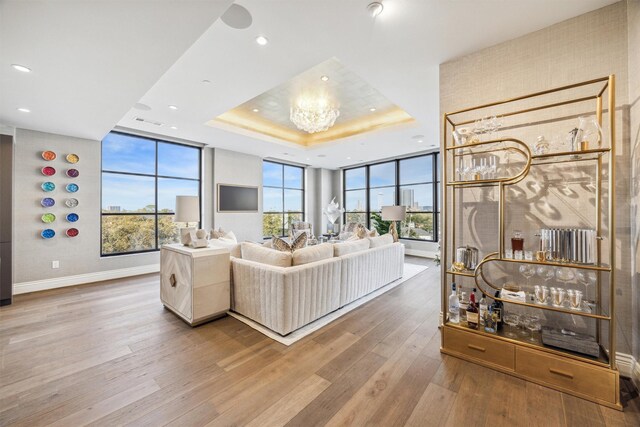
292,243,334,266
241,242,292,267
368,233,394,248
334,238,370,257
209,239,241,258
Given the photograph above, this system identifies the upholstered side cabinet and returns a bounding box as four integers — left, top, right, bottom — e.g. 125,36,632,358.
160,244,230,326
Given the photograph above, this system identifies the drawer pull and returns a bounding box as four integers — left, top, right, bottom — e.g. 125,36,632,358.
467,344,486,352
549,368,574,379
170,274,177,288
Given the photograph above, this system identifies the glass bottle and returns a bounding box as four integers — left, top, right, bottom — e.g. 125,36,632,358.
484,306,497,333
533,136,549,155
448,283,460,324
479,292,488,325
491,291,503,331
466,293,479,329
511,230,524,252
459,291,468,322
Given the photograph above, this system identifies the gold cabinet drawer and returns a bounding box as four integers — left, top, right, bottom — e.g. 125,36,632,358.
443,326,515,370
515,347,617,404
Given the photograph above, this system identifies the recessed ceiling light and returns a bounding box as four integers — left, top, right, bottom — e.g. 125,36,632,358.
170,126,178,130
367,2,384,18
306,157,310,161
201,79,211,84
133,103,151,111
17,107,30,113
417,139,423,143
320,75,329,82
252,108,260,112
369,107,376,112
168,105,178,110
11,64,31,73
255,35,269,46
347,157,352,160
221,4,253,30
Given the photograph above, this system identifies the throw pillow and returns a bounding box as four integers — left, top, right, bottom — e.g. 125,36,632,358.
368,233,394,248
368,228,379,237
355,224,367,239
240,242,292,267
334,239,370,257
209,227,226,239
292,243,334,266
272,233,307,252
217,230,237,243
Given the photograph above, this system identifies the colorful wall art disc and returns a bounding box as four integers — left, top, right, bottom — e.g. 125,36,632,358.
66,213,79,222
41,197,55,207
66,183,79,193
66,228,79,237
41,182,55,192
65,198,79,208
41,166,56,176
41,229,55,239
66,154,79,164
42,151,57,161
41,213,56,223
66,168,79,178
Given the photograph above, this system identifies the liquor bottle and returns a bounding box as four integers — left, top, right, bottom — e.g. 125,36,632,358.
459,291,468,322
491,291,503,331
484,306,498,333
448,283,460,324
511,230,524,252
466,293,479,329
479,293,488,325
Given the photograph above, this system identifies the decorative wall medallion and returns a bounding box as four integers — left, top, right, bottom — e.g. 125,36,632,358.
66,168,79,178
41,229,55,239
41,197,55,207
65,183,79,193
66,213,79,222
41,166,56,176
41,182,56,192
65,198,79,208
66,153,79,164
41,151,57,161
41,213,56,223
66,228,79,237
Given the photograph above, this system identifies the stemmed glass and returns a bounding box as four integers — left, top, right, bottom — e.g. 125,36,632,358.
524,315,541,342
489,155,497,179
556,268,575,289
575,270,596,301
519,264,536,292
503,313,520,338
536,265,554,285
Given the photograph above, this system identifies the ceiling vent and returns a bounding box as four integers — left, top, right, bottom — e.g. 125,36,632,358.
134,117,163,126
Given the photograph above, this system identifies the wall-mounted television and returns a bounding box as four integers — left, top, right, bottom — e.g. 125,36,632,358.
217,184,259,212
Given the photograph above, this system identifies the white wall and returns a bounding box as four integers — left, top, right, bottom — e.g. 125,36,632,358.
212,148,263,242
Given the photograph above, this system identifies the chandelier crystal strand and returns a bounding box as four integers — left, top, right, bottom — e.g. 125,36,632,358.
290,97,340,133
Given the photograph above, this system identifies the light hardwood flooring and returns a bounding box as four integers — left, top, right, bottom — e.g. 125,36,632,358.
1,257,638,426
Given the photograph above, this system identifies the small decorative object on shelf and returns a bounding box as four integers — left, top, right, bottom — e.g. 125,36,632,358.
66,168,79,178
66,213,79,222
41,182,55,192
41,213,55,223
41,197,55,207
65,198,79,208
41,150,57,161
455,245,478,270
65,183,79,193
41,166,56,176
533,135,549,155
41,229,55,239
511,230,524,252
66,228,79,237
66,153,79,163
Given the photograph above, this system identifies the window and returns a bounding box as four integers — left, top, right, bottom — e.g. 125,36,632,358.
101,132,201,255
343,152,439,241
263,161,304,237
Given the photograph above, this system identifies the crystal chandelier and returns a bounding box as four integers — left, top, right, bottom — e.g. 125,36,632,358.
290,96,340,134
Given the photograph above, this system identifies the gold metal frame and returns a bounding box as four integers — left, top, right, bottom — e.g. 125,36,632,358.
440,76,619,408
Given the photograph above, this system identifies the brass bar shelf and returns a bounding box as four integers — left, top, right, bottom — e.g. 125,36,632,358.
496,257,612,272
532,147,610,160
445,269,475,277
443,323,611,368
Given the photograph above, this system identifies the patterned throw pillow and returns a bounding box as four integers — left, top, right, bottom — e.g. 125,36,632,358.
355,224,368,239
272,233,308,252
209,227,226,239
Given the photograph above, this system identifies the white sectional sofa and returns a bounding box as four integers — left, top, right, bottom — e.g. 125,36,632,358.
230,236,405,336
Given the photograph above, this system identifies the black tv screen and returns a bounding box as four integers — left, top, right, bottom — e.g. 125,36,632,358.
217,184,259,212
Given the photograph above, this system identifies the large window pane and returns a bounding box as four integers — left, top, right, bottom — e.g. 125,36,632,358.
263,213,283,237
263,161,283,187
345,189,366,211
263,187,283,212
102,133,156,174
284,165,303,189
158,178,199,213
102,173,155,213
401,212,434,240
400,156,432,184
284,189,303,212
345,212,367,225
369,187,395,211
369,162,396,187
345,167,366,189
285,213,304,231
101,215,155,254
158,142,199,179
158,214,183,246
400,184,433,211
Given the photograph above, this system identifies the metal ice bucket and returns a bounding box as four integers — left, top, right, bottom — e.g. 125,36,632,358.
455,245,479,270
539,228,596,264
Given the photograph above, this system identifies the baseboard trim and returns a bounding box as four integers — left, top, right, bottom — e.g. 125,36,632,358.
405,248,437,258
13,264,160,295
617,352,640,385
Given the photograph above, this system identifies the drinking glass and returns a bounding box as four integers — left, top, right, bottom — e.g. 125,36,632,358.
524,251,533,261
550,287,566,307
555,268,575,288
537,265,554,285
489,155,498,179
514,250,523,260
534,285,549,304
503,313,520,338
577,116,604,149
567,289,583,310
519,264,536,290
575,270,596,301
524,315,541,342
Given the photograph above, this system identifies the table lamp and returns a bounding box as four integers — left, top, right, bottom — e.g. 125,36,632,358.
381,205,406,243
175,195,199,245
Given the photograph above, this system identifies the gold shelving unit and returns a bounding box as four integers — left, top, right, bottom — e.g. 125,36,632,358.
440,75,621,410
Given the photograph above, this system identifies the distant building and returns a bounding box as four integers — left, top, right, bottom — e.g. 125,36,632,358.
107,205,121,212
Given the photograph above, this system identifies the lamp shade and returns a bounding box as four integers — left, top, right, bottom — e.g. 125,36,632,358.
175,196,199,223
381,205,406,221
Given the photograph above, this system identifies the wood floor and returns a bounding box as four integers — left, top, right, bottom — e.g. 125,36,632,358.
1,257,639,427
